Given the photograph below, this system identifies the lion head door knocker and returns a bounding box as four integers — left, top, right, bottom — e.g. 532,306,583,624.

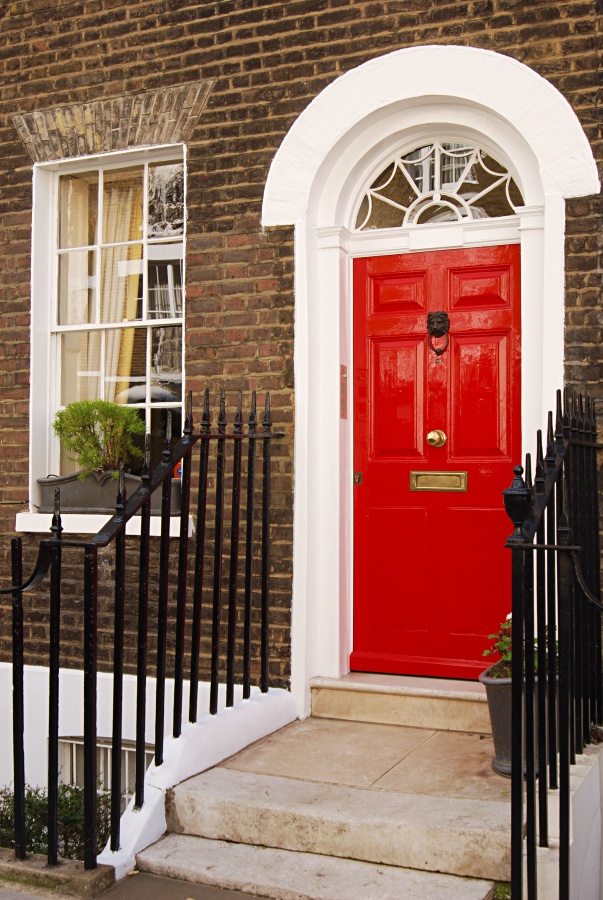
426,311,450,363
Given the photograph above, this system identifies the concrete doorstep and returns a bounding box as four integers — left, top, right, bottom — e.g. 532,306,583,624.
138,834,495,900
136,715,510,899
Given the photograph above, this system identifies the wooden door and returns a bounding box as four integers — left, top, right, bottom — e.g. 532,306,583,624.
351,245,521,679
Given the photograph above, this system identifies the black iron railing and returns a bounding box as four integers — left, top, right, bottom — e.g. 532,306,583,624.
3,389,281,869
503,389,602,899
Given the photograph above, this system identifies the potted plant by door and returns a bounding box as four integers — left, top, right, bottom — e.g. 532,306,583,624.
479,614,513,777
37,399,180,515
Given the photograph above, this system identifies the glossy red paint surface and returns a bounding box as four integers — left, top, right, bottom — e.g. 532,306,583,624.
351,246,521,678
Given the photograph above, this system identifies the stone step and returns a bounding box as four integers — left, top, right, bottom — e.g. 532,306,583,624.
310,673,491,734
166,766,510,881
137,833,495,900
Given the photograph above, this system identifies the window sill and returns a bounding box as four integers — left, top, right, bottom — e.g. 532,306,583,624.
15,512,191,537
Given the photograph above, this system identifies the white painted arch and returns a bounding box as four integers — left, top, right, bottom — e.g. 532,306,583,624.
262,45,600,716
263,44,598,225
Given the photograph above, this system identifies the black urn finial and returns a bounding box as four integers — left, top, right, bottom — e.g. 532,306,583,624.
503,465,531,544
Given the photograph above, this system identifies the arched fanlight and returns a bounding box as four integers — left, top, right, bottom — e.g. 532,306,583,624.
355,141,524,230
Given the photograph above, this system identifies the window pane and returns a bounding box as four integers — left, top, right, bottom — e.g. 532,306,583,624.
60,330,101,404
356,141,524,230
148,243,183,319
58,250,95,325
100,245,143,323
151,325,182,402
58,172,98,249
106,326,147,404
102,167,143,244
148,162,184,238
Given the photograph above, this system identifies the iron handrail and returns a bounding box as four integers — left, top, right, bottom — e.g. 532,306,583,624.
0,416,284,592
7,388,283,872
505,388,602,900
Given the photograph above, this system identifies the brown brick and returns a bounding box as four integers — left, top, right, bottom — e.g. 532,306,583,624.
0,0,599,691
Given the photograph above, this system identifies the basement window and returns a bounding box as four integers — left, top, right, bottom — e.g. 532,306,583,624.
59,736,154,813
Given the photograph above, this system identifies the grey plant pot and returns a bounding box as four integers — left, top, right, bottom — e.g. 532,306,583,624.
37,471,181,516
479,666,512,777
480,665,548,778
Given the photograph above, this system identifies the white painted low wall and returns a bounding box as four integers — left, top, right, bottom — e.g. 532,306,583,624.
524,741,603,900
0,663,298,878
570,744,603,900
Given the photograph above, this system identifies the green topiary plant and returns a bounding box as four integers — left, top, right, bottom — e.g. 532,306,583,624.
0,783,111,859
53,400,146,478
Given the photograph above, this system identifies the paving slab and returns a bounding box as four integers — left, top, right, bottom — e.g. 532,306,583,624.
222,716,435,787
102,870,267,899
138,834,495,900
0,873,264,900
0,888,64,900
221,716,510,801
373,729,511,801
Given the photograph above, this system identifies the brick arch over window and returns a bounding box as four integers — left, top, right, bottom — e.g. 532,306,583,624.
261,45,600,716
12,80,214,163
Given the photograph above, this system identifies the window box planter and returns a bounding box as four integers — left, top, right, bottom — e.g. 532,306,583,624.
37,472,181,516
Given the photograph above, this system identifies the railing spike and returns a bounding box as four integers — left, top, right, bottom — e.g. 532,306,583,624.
141,434,151,488
162,411,172,464
546,410,555,465
234,391,243,434
249,389,257,434
585,396,593,433
570,390,578,431
115,465,126,518
201,388,211,434
525,451,533,491
555,389,565,446
51,488,62,539
578,393,585,435
263,392,272,432
184,390,193,441
218,389,226,434
535,430,545,493
562,388,571,433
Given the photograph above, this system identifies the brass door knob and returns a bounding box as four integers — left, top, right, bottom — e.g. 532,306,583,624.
427,429,447,448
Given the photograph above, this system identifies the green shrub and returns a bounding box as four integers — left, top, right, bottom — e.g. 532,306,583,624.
53,400,145,477
0,784,111,860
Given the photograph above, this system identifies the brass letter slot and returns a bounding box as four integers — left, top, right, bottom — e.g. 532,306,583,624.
410,471,468,492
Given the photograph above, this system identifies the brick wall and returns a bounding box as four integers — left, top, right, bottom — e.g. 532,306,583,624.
0,0,600,685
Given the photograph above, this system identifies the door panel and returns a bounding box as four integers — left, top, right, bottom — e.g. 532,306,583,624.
351,245,521,679
371,338,425,459
451,334,508,457
366,506,428,632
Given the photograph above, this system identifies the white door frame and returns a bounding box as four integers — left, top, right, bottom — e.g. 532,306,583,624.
262,45,600,716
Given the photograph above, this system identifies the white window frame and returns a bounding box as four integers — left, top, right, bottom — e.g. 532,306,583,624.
20,143,186,535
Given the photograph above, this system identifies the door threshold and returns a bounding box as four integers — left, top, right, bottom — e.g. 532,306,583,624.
311,672,486,700
309,673,490,732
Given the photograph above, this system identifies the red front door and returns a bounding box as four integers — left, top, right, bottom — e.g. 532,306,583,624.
351,245,521,679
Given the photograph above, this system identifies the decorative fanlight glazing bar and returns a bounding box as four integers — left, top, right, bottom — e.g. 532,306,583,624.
355,141,524,230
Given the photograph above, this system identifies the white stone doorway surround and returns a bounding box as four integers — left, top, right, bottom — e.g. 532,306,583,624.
261,45,600,716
